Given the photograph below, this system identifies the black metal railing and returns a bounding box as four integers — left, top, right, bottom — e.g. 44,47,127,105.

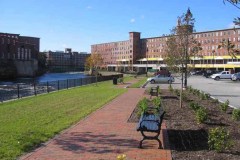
0,74,123,102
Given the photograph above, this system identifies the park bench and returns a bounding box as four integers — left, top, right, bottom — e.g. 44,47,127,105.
137,108,165,149
150,86,159,98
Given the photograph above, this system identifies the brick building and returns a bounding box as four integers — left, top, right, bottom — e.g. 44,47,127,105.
0,32,40,77
91,28,240,72
46,48,90,72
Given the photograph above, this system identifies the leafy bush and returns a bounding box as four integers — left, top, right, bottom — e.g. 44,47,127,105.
220,100,229,112
208,127,233,152
193,89,200,96
189,102,201,112
200,92,207,100
152,97,161,108
137,97,148,116
196,107,208,124
232,109,240,121
182,92,188,101
187,85,193,93
212,98,219,104
174,89,180,96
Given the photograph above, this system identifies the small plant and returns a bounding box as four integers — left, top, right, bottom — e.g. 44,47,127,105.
196,107,208,124
152,97,161,108
174,89,180,96
193,89,200,96
205,93,211,99
208,127,233,152
187,85,193,93
182,92,188,101
137,97,148,116
200,92,207,100
232,109,240,121
117,154,126,160
220,100,229,112
189,102,201,112
168,84,173,92
212,98,219,103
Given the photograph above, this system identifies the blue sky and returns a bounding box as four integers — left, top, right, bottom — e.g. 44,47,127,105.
0,0,239,52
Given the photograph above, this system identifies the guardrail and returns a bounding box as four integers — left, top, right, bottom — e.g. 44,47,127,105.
0,74,123,102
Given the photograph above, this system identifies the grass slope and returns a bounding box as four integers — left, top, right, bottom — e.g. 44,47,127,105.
0,81,126,160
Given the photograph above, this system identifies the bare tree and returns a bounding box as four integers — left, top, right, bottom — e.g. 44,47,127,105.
164,8,202,108
224,0,240,26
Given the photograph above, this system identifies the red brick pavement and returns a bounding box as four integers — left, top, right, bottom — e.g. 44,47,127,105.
20,86,172,160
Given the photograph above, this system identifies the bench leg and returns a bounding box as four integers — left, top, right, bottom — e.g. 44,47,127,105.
157,138,163,149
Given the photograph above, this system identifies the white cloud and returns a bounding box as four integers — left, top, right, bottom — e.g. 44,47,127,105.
130,18,135,23
228,22,238,28
86,6,92,10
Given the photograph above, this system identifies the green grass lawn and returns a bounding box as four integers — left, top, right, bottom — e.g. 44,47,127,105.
128,77,148,88
0,81,126,160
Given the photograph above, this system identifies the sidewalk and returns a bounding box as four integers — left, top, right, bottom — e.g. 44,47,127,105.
20,81,171,160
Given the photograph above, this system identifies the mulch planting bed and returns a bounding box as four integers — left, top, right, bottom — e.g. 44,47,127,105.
128,88,240,160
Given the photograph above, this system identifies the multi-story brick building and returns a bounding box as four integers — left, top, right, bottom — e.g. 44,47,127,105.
91,28,240,72
0,32,40,77
46,48,90,72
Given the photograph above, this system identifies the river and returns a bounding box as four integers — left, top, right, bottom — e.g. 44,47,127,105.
0,72,88,85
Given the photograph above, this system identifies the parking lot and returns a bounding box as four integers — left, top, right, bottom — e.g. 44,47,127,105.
145,75,240,109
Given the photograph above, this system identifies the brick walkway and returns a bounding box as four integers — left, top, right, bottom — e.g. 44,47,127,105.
20,82,171,160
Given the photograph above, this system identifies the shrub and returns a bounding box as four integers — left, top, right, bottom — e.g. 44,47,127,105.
193,89,200,96
196,107,208,124
137,97,148,116
205,93,211,99
200,92,207,100
189,102,201,112
232,109,240,121
168,84,173,92
174,89,180,96
208,127,233,152
212,98,219,104
152,97,161,108
220,100,229,112
182,92,188,101
187,85,193,93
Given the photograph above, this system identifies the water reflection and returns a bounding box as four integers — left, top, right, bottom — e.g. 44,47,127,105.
0,72,88,84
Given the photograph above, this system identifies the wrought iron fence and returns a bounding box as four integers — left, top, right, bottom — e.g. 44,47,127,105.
0,74,123,102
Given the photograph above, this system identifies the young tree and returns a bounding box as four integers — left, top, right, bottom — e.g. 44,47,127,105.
164,8,202,108
85,53,103,85
166,8,196,88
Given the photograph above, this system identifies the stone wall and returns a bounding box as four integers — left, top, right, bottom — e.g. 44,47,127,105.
14,59,38,77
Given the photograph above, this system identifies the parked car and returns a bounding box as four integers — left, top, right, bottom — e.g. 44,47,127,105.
210,71,233,80
231,72,240,81
147,74,175,84
203,70,219,78
154,70,171,76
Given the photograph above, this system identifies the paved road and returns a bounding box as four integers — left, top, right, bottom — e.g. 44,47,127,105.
145,75,240,109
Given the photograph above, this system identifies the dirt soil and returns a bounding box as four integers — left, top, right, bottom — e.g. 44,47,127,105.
128,89,240,160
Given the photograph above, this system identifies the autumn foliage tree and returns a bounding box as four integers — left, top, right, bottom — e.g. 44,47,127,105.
85,53,103,76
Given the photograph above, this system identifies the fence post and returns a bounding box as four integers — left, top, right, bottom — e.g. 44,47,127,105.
34,83,36,96
67,79,69,89
47,82,49,93
17,84,20,99
58,80,60,91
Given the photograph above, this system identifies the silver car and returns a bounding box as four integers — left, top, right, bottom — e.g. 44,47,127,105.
231,72,240,81
147,74,175,84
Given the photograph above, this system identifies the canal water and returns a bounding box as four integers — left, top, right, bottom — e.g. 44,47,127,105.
0,72,88,85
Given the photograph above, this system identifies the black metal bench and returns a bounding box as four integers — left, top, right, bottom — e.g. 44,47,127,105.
150,86,159,98
137,109,165,149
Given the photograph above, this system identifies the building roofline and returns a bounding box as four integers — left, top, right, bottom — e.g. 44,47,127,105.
20,36,40,39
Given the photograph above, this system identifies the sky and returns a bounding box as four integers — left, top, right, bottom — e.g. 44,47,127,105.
0,0,239,52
